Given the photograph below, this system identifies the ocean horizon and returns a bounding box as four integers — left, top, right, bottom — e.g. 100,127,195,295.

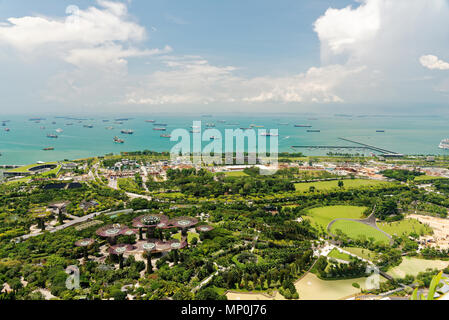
0,113,448,165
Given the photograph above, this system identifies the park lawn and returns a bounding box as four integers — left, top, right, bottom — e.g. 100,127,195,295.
294,179,389,192
328,248,353,261
6,161,58,173
414,175,448,182
387,257,449,279
221,171,248,177
330,220,390,244
378,218,433,237
342,247,379,261
172,231,199,243
304,205,367,231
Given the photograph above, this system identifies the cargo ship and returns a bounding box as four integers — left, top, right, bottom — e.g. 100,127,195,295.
307,130,320,133
439,139,449,150
145,120,156,123
153,127,167,131
376,130,385,133
43,147,54,151
154,123,167,126
113,136,124,143
121,129,134,135
260,132,279,137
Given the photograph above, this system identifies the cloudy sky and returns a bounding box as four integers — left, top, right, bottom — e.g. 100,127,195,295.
0,0,448,114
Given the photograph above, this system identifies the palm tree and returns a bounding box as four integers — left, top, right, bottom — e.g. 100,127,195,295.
410,271,444,300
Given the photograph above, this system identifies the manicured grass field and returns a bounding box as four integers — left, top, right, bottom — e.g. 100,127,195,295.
304,205,367,231
328,248,353,261
294,179,389,192
221,171,248,177
378,218,433,237
414,175,448,182
342,247,379,261
6,162,58,173
387,257,449,279
330,220,390,244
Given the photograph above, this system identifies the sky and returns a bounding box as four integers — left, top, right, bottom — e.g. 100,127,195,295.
0,0,448,115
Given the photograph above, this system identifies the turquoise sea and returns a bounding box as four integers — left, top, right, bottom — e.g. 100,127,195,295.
0,114,449,165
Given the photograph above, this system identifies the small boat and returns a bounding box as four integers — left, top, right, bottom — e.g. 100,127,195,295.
55,128,63,133
113,136,124,143
4,128,10,132
43,147,54,151
121,129,134,135
83,125,93,128
47,134,58,138
105,126,114,130
145,120,155,123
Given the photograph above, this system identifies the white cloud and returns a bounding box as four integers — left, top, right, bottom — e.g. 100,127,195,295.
420,55,449,71
312,0,449,103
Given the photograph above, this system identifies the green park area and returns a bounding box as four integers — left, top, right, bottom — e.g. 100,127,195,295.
330,220,390,244
328,248,353,262
387,257,449,279
294,179,389,192
304,205,367,230
222,171,249,177
414,175,448,182
378,218,433,237
342,247,379,261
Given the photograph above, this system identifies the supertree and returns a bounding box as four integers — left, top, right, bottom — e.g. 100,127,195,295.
29,207,52,231
96,224,128,244
171,216,199,237
132,214,169,240
108,244,134,269
74,238,95,260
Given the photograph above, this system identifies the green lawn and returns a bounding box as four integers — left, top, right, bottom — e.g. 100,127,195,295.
294,179,389,192
387,257,449,279
328,248,353,261
221,171,248,177
342,247,379,261
5,162,59,173
378,218,433,237
414,175,448,182
304,205,367,231
330,220,390,244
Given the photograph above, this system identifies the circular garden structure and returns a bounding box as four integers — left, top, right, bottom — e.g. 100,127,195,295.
96,224,129,244
74,238,95,260
133,214,169,240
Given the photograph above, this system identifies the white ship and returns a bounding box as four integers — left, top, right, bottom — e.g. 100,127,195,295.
439,139,449,150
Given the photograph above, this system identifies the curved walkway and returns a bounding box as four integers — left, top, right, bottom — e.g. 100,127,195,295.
327,206,393,244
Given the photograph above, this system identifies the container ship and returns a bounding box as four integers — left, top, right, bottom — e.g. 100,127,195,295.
439,139,449,150
121,129,134,135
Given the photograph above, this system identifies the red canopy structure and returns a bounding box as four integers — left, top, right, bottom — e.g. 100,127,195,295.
96,224,128,244
75,238,95,247
196,225,214,233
